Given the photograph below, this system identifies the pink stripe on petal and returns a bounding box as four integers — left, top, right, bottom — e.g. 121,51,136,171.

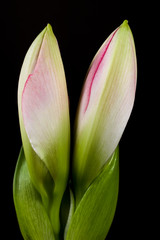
84,28,119,113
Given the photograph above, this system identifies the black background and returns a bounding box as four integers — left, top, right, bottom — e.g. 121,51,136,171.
1,0,154,239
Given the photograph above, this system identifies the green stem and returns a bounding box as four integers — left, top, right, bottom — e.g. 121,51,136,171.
50,184,64,240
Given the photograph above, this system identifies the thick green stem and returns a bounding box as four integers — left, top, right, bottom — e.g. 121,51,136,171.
50,183,65,240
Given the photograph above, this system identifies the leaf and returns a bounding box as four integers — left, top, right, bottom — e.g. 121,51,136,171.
64,189,75,239
66,147,119,240
13,148,55,240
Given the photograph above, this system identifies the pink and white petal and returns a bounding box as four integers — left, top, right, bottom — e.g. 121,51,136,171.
95,28,137,163
22,30,69,178
77,21,136,161
78,28,119,124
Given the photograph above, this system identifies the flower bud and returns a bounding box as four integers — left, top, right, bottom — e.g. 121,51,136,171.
18,24,70,234
73,20,137,203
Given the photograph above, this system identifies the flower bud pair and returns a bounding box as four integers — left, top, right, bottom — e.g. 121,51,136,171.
14,20,137,240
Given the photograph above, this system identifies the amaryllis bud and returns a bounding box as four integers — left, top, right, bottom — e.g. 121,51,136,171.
73,20,137,203
17,24,70,235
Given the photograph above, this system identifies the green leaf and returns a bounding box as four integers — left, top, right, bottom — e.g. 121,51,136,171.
64,189,75,239
66,147,119,240
13,148,55,240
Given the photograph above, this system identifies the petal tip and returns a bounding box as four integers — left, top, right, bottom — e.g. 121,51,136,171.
120,20,134,38
46,23,52,31
120,20,131,32
122,19,129,26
